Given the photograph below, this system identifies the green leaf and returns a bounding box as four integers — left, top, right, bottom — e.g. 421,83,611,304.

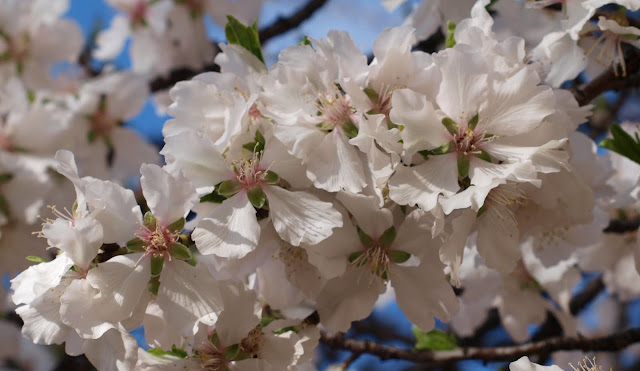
298,35,312,46
445,21,456,48
441,117,459,135
168,242,192,260
150,256,164,276
342,120,359,139
379,226,396,248
247,187,266,209
412,326,457,351
167,217,185,234
225,16,265,64
143,211,157,229
600,124,640,165
389,250,410,264
126,238,146,253
457,154,470,179
262,170,279,185
356,226,373,247
217,179,242,197
26,255,48,263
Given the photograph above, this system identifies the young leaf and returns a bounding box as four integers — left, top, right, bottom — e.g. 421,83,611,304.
600,124,640,165
225,16,265,64
445,21,456,48
412,326,457,350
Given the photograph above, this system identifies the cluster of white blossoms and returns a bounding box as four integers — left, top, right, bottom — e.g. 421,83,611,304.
3,0,640,369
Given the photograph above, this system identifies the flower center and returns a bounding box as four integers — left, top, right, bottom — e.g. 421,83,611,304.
350,243,390,281
232,153,267,189
483,183,527,228
130,1,148,27
196,341,228,371
315,85,353,129
137,222,176,258
453,127,492,155
582,27,629,77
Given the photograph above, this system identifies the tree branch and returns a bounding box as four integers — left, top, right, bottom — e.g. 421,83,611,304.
258,0,329,44
320,328,640,366
572,53,640,107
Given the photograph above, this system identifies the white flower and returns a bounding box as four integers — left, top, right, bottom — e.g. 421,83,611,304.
510,356,564,371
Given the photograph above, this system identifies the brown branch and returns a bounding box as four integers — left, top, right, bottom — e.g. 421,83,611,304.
572,53,640,106
149,61,220,92
258,0,329,44
320,328,640,366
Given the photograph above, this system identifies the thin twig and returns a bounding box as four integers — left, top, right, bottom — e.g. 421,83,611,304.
258,0,329,44
320,328,640,366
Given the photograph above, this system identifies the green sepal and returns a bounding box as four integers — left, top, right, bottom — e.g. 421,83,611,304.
348,251,363,263
200,190,226,204
0,173,12,183
474,150,491,163
224,344,241,361
419,142,455,160
399,205,407,214
143,211,157,229
247,187,266,209
457,154,470,179
445,21,456,48
209,331,221,348
442,117,459,135
342,120,359,139
243,130,266,154
26,255,48,263
224,16,265,64
150,256,164,276
476,204,488,217
147,345,188,359
87,129,98,143
126,238,146,253
356,226,373,247
379,226,396,248
167,217,185,234
27,90,35,104
217,179,242,197
316,121,334,132
186,245,198,267
0,194,9,218
364,87,380,103
468,113,479,130
412,326,458,350
168,242,192,260
389,250,411,264
148,276,160,295
262,170,279,185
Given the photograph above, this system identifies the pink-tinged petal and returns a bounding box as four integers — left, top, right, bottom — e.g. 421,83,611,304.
11,253,74,305
305,129,367,193
336,192,392,238
157,260,224,336
316,268,386,332
82,326,139,371
41,217,103,270
390,263,459,332
193,192,260,259
391,89,449,153
389,155,459,211
433,46,488,122
140,163,197,225
264,185,343,246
